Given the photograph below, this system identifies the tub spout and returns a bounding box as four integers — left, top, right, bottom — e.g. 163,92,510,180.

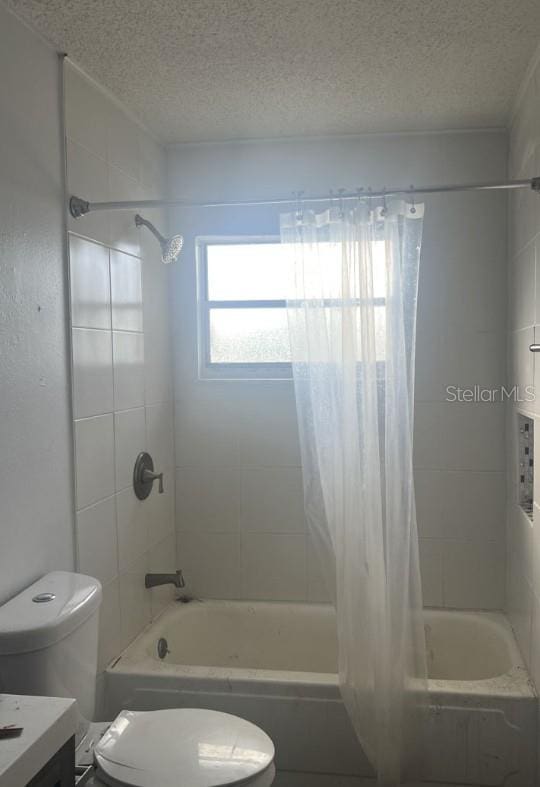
145,570,185,589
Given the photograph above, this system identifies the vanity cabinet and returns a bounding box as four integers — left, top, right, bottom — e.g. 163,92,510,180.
26,737,75,787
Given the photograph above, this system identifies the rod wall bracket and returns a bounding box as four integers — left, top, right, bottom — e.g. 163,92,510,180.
69,195,90,218
531,177,540,194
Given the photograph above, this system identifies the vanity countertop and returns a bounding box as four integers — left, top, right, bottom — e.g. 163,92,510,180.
0,694,78,786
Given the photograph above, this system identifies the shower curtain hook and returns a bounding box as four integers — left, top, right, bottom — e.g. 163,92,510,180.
329,188,335,209
293,190,304,223
367,186,373,213
338,188,346,219
381,187,388,218
409,185,417,214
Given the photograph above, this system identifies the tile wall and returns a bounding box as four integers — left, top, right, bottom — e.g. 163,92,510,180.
64,63,175,673
506,45,540,690
168,131,508,607
174,383,322,601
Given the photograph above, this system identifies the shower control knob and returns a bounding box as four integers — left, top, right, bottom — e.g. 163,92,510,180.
133,452,164,500
143,467,164,493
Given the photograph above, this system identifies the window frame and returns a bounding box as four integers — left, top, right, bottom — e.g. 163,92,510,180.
196,235,388,381
196,235,293,380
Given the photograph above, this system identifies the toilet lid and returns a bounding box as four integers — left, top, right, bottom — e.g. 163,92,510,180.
94,708,275,787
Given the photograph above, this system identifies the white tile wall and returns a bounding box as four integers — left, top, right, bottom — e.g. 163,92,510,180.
148,533,177,616
70,236,111,329
513,327,534,397
507,546,533,666
415,402,505,473
67,139,110,246
512,244,535,331
307,538,333,603
97,579,122,671
72,328,114,419
74,414,115,509
112,331,145,411
76,496,118,585
441,471,505,542
176,466,240,532
66,62,175,672
116,488,149,571
242,533,307,601
177,531,241,599
114,408,146,491
420,535,506,610
110,250,143,332
174,387,241,467
144,332,173,404
169,131,507,607
533,503,540,598
118,553,151,647
414,471,445,539
146,402,175,470
147,469,175,545
240,468,306,533
506,48,540,718
530,593,540,689
418,540,443,607
443,540,505,609
109,167,142,256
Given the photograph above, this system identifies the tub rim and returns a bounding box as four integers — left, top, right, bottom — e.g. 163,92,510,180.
106,600,536,701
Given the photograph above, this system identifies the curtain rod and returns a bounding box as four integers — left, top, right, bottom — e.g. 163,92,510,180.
69,177,540,218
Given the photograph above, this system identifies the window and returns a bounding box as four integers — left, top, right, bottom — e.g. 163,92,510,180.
197,236,387,380
197,237,292,379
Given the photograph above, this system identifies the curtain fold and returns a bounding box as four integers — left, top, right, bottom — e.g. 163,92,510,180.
281,200,427,785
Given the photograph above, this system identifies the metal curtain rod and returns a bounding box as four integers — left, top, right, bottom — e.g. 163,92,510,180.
69,176,540,218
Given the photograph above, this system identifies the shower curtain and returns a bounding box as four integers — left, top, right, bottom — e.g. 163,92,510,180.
280,200,427,785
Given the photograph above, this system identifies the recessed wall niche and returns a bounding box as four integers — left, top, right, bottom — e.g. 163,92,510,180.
518,414,534,519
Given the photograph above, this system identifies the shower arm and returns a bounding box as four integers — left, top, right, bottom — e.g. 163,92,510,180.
134,214,167,246
69,177,540,218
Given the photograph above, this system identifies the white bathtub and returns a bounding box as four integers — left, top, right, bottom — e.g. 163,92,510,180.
104,601,536,786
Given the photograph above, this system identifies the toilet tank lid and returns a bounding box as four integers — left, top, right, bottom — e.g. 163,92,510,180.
0,572,102,654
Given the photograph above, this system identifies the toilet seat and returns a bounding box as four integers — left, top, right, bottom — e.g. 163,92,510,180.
94,708,275,787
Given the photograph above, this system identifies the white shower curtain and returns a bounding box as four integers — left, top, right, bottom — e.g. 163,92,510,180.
281,200,427,785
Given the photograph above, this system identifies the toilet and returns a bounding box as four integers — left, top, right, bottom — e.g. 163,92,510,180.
0,572,275,786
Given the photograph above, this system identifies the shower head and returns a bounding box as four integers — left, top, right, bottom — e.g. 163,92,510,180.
134,214,183,264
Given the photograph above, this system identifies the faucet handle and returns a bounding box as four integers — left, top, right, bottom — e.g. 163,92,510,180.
143,469,164,493
133,452,164,499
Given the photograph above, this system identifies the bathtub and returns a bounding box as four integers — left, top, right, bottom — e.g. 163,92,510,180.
104,601,536,786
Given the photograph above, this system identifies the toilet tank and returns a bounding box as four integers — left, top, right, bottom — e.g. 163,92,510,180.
0,572,102,720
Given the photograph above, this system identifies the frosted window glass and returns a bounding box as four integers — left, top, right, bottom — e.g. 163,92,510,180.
207,243,289,301
209,308,290,363
206,240,385,302
299,239,385,300
372,240,386,299
374,304,386,361
202,239,386,371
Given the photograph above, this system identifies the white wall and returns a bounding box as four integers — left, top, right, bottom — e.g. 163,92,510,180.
168,130,508,608
0,5,75,605
506,46,540,689
65,64,176,672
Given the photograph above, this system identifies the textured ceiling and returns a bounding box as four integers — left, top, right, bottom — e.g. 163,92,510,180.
6,0,540,143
